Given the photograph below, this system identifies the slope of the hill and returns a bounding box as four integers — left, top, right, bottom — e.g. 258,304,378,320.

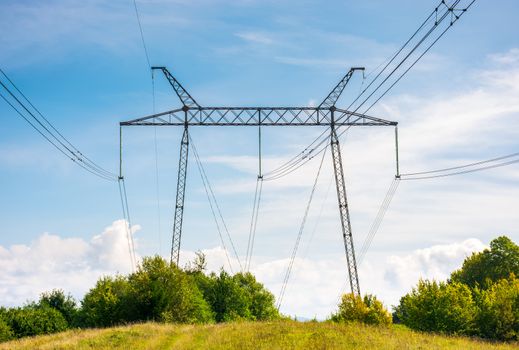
1,321,516,350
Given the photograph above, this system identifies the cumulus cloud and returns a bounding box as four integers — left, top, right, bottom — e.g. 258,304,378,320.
0,220,139,306
384,238,487,288
0,219,491,321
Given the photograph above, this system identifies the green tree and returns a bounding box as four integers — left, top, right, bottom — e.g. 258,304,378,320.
79,275,130,327
0,318,13,343
235,272,279,321
451,236,519,289
202,270,250,322
39,289,78,326
475,274,519,340
395,279,477,335
331,293,392,326
3,306,68,338
126,255,213,324
197,270,279,322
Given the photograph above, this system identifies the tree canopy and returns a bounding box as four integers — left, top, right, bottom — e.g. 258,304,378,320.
451,236,519,288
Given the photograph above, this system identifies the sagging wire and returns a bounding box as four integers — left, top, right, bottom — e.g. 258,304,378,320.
190,136,243,272
277,147,328,310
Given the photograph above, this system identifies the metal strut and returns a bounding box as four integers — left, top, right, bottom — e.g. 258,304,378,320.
171,123,189,264
330,110,360,296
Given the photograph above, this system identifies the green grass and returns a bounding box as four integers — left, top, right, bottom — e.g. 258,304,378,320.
1,321,517,350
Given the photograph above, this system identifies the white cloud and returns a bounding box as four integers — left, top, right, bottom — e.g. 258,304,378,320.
488,48,519,65
235,32,274,45
166,49,519,318
384,238,487,288
0,220,139,306
0,219,494,320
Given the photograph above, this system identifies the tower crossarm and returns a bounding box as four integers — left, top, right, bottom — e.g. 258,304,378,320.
318,67,365,109
120,107,396,127
152,67,200,108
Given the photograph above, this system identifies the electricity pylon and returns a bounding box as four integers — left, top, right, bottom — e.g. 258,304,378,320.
121,66,397,296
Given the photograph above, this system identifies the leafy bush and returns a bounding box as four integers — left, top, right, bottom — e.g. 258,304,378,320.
475,275,519,340
39,289,78,326
0,318,14,342
196,270,279,322
3,306,68,338
234,272,279,321
331,293,392,326
126,255,213,324
395,280,477,335
0,253,280,341
451,236,519,289
79,275,130,327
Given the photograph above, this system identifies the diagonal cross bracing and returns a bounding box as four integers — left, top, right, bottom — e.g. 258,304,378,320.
121,107,396,127
120,67,397,296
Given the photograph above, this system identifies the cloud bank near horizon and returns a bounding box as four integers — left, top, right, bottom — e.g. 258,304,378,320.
0,219,488,319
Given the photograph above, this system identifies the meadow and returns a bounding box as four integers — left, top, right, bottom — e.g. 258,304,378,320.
1,321,517,350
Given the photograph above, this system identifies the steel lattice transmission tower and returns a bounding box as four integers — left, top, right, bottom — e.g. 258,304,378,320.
121,66,397,296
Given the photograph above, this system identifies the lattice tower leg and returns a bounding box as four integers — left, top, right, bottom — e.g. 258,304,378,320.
330,122,361,296
171,125,189,265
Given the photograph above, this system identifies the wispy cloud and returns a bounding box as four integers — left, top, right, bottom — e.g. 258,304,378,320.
235,31,275,45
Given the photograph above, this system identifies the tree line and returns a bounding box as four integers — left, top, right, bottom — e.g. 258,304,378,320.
0,253,279,342
393,236,519,341
0,236,517,343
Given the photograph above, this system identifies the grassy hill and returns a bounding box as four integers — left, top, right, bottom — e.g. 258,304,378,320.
1,321,517,350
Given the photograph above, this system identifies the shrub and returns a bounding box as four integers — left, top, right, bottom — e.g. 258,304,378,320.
198,270,250,322
235,272,279,321
475,275,519,340
0,318,13,342
395,280,476,335
196,270,279,322
79,275,130,327
4,306,68,338
126,255,213,324
331,293,392,326
39,289,78,326
451,236,519,289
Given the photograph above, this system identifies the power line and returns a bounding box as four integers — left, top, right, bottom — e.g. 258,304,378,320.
132,0,152,69
401,157,519,180
245,176,263,271
190,136,243,272
118,177,137,271
301,175,334,261
401,151,519,177
277,147,327,310
0,79,117,181
191,142,233,273
0,69,117,179
1,68,138,270
261,0,475,183
357,178,400,265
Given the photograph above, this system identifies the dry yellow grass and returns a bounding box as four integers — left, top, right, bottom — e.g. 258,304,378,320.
1,321,517,350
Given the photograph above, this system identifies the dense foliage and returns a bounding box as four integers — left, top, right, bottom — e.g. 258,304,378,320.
395,280,476,335
395,236,519,340
451,236,519,289
331,293,392,326
0,306,68,339
0,254,280,342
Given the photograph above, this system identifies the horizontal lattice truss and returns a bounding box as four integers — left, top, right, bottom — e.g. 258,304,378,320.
121,107,396,127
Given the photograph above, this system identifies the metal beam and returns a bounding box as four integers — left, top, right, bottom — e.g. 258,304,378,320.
121,65,398,293
121,107,396,127
171,124,189,265
330,112,360,296
152,67,200,108
319,67,364,109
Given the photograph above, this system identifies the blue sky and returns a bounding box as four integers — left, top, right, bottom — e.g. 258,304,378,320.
1,0,519,318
